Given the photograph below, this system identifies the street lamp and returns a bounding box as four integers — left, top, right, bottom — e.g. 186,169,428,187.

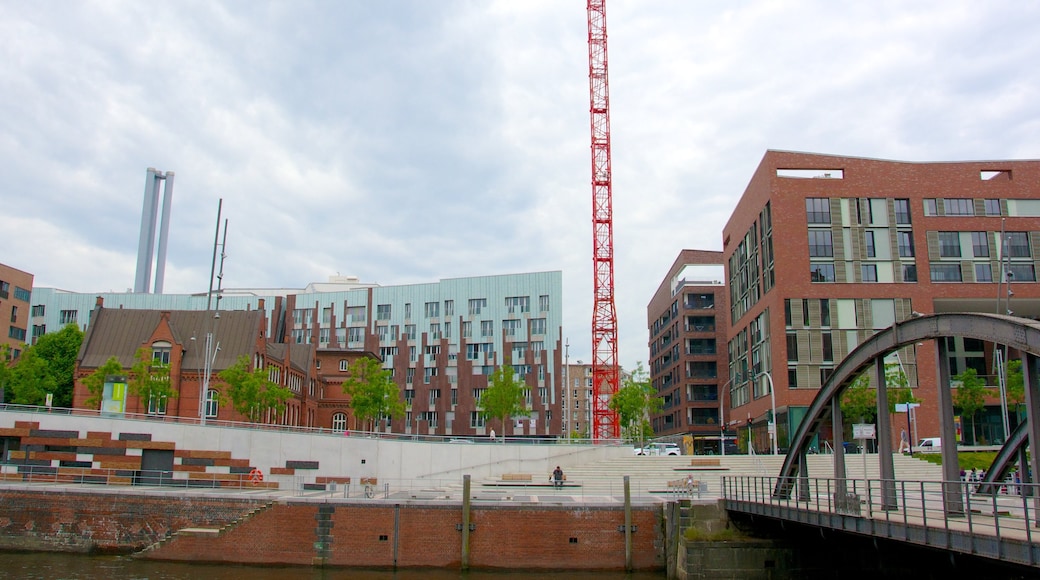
758,372,778,455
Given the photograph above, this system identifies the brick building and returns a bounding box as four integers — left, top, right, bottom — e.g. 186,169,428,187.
722,150,1040,452
647,250,730,451
0,263,33,358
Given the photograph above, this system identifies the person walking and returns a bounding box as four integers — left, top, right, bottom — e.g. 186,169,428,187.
552,466,564,489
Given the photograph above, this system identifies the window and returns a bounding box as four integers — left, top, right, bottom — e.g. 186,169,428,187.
462,321,472,338
539,295,550,311
470,412,486,428
930,263,962,282
894,199,911,224
807,230,833,257
503,319,521,337
786,333,798,362
1006,232,1030,257
505,296,530,314
13,287,30,302
10,305,17,324
466,343,493,360
975,263,993,282
864,231,876,258
897,231,915,257
59,309,78,325
822,332,834,362
346,327,363,343
32,324,46,339
784,300,792,326
902,263,918,282
424,302,440,318
943,198,973,216
347,305,366,323
152,342,171,364
802,299,810,326
468,298,487,315
444,321,451,338
923,199,938,216
0,281,7,299
820,299,831,326
410,346,417,362
480,320,494,337
425,368,438,384
443,300,454,317
473,388,486,403
332,413,348,432
148,394,168,415
861,264,878,282
293,308,312,325
405,324,416,340
971,232,989,257
430,323,441,340
31,304,45,317
810,263,835,282
1008,263,1037,282
984,199,1001,216
530,318,547,335
805,198,830,224
319,328,330,343
377,304,392,320
8,327,26,341
938,232,961,257
376,325,388,341
339,359,349,371
205,390,219,418
380,346,398,359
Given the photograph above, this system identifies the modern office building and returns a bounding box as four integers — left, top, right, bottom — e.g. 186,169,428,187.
0,263,33,358
43,271,565,436
647,250,730,451
722,150,1040,451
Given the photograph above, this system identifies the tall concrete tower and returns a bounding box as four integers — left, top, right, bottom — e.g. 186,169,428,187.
134,168,175,293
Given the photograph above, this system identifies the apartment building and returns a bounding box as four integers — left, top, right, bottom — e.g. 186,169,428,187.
722,151,1040,451
647,250,730,451
561,363,594,437
0,263,33,358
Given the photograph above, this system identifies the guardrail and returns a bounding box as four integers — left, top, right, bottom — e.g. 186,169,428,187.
723,475,1040,567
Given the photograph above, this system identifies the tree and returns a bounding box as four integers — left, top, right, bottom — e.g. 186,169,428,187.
6,348,55,405
840,373,876,424
80,356,127,410
608,362,661,448
952,368,988,445
218,355,293,422
128,347,177,414
1006,358,1025,420
481,364,527,437
341,356,404,431
30,324,83,408
0,344,12,403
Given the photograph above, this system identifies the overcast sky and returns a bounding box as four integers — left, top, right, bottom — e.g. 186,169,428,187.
2,1,1039,370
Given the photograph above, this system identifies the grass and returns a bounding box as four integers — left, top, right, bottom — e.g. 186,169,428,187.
684,527,744,542
915,451,1001,471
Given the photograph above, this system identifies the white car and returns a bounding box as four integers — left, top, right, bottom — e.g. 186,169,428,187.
633,442,681,456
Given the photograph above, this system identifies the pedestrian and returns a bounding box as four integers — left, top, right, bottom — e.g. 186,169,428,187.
490,428,496,441
552,465,564,489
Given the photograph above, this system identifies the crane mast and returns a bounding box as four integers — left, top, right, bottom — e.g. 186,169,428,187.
587,0,620,440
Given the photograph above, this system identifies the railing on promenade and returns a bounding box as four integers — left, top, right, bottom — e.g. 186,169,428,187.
723,475,1040,567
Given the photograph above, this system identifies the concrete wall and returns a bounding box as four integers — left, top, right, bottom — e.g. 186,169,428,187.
0,409,628,487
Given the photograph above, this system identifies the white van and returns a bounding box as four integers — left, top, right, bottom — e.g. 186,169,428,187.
917,437,941,451
634,442,681,456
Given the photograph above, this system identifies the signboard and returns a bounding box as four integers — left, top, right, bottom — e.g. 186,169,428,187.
894,403,920,413
852,423,876,440
101,375,127,414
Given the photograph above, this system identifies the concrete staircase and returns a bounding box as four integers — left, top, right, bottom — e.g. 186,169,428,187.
134,500,276,557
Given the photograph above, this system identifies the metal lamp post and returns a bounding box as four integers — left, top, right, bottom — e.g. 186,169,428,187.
759,372,779,455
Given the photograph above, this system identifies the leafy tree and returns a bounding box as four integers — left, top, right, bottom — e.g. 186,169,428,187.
128,347,177,414
840,373,876,424
608,362,661,448
0,344,12,403
341,356,404,431
30,324,83,408
481,364,527,437
81,356,127,410
883,362,920,412
952,368,988,445
6,348,55,405
218,355,293,422
1005,358,1025,419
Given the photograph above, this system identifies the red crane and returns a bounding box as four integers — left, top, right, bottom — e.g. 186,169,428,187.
587,0,620,440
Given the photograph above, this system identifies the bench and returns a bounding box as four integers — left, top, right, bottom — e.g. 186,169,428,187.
689,457,722,468
501,473,533,482
666,477,708,498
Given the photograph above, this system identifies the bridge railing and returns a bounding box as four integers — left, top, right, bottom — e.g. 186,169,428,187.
723,474,1040,564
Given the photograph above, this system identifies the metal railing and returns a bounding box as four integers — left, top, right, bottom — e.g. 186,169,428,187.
723,475,1040,567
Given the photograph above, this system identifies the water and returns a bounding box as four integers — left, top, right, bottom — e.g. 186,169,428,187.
0,552,664,580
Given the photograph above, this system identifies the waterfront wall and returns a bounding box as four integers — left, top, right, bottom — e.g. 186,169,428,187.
0,487,665,571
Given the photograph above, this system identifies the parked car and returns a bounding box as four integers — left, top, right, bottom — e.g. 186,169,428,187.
633,442,681,456
917,437,941,450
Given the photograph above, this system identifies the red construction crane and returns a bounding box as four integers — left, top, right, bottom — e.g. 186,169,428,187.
587,0,620,440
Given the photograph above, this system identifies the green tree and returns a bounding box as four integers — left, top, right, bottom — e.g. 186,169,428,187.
218,355,293,422
840,373,877,424
1006,358,1025,419
80,356,127,410
128,347,177,414
30,324,83,408
0,344,12,403
608,363,661,448
6,348,55,405
952,368,988,445
481,364,527,437
341,356,404,431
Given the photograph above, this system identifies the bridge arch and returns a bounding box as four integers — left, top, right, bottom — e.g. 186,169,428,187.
774,312,1040,512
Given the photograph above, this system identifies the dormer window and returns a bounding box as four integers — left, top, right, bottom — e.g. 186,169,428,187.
152,341,172,365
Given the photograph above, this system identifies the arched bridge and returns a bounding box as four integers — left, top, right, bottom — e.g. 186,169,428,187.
772,312,1040,512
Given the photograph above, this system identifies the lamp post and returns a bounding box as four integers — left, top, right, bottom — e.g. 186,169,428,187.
759,372,778,455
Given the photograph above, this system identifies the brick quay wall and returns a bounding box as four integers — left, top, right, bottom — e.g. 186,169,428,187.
0,487,665,571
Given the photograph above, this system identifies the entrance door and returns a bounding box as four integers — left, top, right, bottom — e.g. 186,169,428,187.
136,449,175,486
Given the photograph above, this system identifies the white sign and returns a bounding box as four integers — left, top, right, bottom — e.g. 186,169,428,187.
894,403,921,413
767,421,776,434
853,423,876,439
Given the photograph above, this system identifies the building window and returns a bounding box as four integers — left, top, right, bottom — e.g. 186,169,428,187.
13,287,30,302
807,230,833,257
405,325,417,340
805,198,830,224
971,232,989,257
152,343,171,365
943,198,973,216
938,232,961,257
822,332,834,362
444,300,454,317
468,298,487,316
470,412,486,428
984,199,1001,216
7,327,26,341
59,309,78,325
462,321,472,338
810,263,835,283
864,231,876,258
902,263,918,282
348,327,364,343
347,305,366,323
430,323,441,340
0,281,7,299
148,394,168,415
894,199,911,224
480,321,494,337
332,413,347,432
784,299,792,326
530,318,547,335
1008,263,1037,282
319,328,330,343
861,264,878,282
820,299,831,326
205,390,219,418
503,319,521,337
788,368,798,389
539,295,550,311
802,299,810,326
376,304,391,320
975,263,993,282
339,359,349,371
897,231,915,257
424,302,440,318
786,333,798,362
10,305,17,324
376,325,388,341
930,263,962,282
505,296,530,314
923,199,938,216
1006,232,1030,257
31,304,45,317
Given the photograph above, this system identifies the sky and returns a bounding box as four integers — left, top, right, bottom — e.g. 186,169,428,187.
2,1,1040,371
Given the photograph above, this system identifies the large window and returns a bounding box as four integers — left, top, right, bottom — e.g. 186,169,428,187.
1007,232,1030,257
424,302,440,318
930,263,962,282
530,318,547,335
503,319,521,336
376,304,391,320
205,390,219,418
938,232,961,257
810,263,835,283
332,413,348,432
1008,263,1037,282
805,198,830,224
984,199,1001,216
943,198,973,216
808,230,833,257
864,231,876,258
505,296,530,314
480,321,494,337
468,298,487,315
902,263,918,282
897,231,915,257
861,264,878,282
975,263,993,282
894,199,912,224
971,232,989,257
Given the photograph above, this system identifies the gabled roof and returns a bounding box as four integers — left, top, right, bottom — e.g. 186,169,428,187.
78,307,266,372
